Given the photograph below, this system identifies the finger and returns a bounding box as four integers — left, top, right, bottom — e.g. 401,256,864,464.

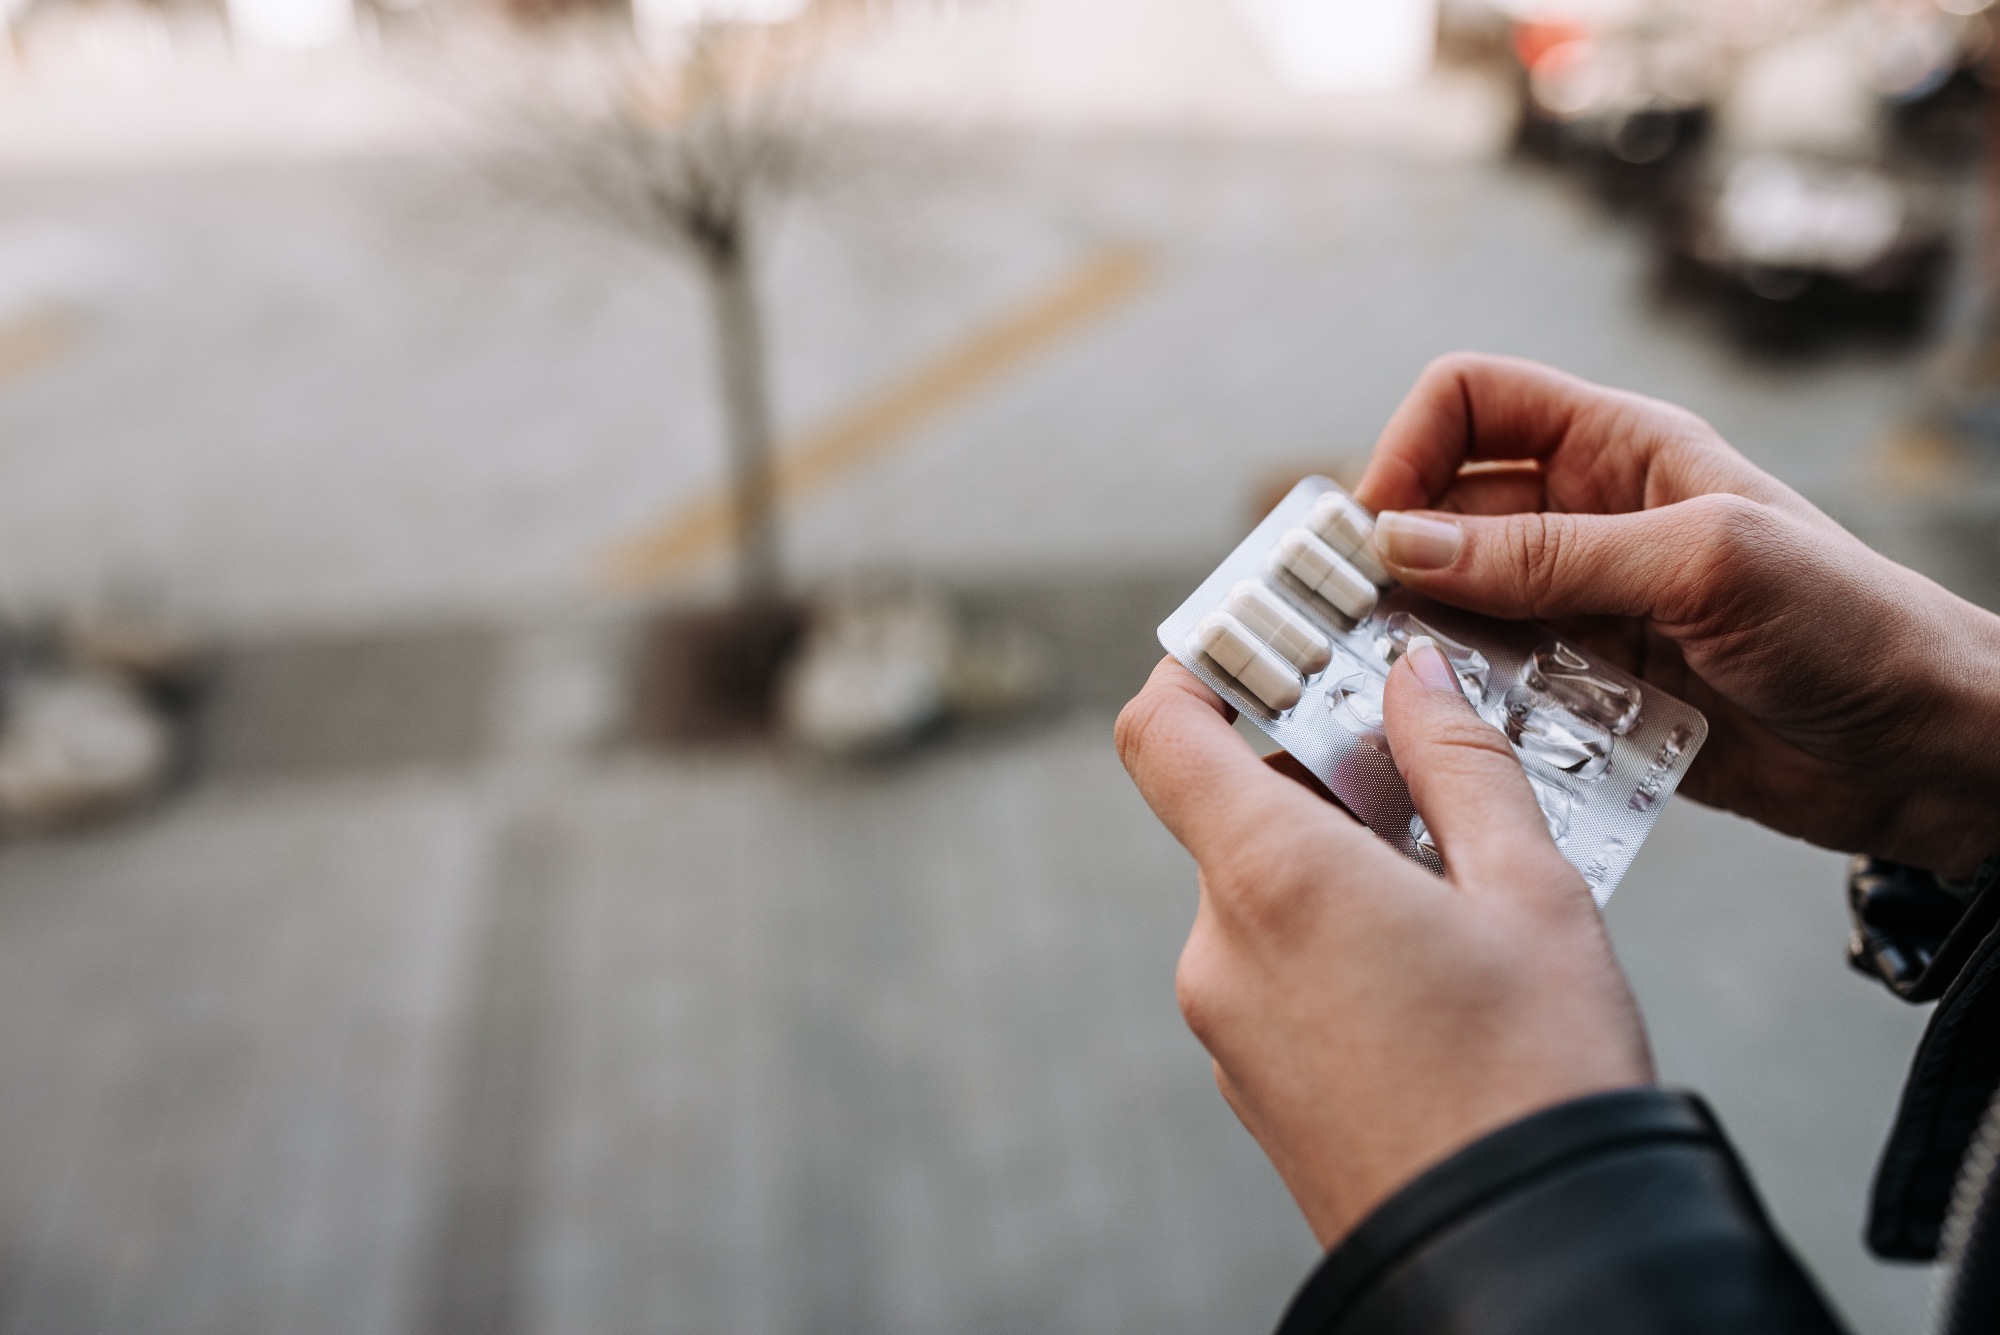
1354,354,1642,511
1434,462,1546,516
1264,749,1338,805
1381,640,1575,895
1370,495,1780,628
1116,658,1361,866
1352,353,1747,517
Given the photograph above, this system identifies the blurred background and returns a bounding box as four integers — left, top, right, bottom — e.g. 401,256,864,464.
0,0,1995,1330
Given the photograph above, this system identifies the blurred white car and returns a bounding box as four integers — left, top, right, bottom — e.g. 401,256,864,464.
1666,152,1950,315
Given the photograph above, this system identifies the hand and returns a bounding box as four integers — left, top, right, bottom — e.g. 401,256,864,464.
1356,353,2000,879
1115,647,1651,1248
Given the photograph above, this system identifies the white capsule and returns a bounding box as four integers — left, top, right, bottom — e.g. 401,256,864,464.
1274,528,1378,622
1190,611,1303,713
1307,492,1391,587
1223,581,1332,676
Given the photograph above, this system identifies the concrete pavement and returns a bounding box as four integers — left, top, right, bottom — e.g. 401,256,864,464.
0,684,1944,1335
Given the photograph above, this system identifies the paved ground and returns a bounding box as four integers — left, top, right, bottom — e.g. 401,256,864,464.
0,684,1945,1335
0,127,1959,629
0,50,1993,1335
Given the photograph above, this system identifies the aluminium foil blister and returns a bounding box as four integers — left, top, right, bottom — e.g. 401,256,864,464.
1156,476,1707,905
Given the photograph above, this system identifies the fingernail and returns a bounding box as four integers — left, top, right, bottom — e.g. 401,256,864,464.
1404,635,1460,693
1375,512,1462,570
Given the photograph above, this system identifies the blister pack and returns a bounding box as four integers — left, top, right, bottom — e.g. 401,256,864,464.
1156,477,1706,904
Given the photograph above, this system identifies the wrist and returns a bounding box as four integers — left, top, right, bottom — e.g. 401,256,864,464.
1885,599,2000,877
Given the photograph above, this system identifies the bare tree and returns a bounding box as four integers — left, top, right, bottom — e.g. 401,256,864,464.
507,11,827,609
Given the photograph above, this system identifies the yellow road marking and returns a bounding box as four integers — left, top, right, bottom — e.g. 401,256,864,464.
1873,421,1973,494
598,243,1156,589
0,308,74,384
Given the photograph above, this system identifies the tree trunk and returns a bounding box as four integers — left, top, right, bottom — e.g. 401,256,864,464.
702,238,783,607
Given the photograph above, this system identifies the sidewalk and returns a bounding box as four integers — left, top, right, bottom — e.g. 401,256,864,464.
0,668,1936,1335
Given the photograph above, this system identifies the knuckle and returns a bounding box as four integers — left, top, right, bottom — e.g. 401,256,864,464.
1687,492,1768,557
1676,493,1779,619
1415,718,1522,798
1506,511,1577,614
1174,935,1230,1043
1428,707,1517,764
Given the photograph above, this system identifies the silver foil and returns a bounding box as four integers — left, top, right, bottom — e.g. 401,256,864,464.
1156,476,1707,905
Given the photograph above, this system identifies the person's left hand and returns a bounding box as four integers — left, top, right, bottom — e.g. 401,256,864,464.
1115,640,1653,1247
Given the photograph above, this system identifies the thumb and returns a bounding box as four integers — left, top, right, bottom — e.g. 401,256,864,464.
1372,495,1768,627
1382,639,1573,895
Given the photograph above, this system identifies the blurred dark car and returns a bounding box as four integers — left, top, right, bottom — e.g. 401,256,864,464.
1511,16,1723,176
1872,0,1996,161
1661,152,1952,335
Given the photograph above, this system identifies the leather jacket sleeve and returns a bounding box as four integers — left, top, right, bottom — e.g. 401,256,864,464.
1850,855,2000,1257
1274,1088,1845,1335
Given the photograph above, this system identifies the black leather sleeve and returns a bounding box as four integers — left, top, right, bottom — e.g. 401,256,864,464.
1863,855,2000,1258
1274,1088,1845,1335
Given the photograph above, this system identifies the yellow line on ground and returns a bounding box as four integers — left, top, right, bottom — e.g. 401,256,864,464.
598,243,1156,589
1873,421,1973,495
0,308,74,385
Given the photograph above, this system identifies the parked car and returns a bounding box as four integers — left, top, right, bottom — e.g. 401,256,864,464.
1511,14,1723,180
1658,151,1952,337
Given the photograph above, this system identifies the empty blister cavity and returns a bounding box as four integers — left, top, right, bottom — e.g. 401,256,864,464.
1525,772,1577,841
1224,581,1332,676
1190,611,1303,714
1374,612,1491,704
1306,492,1391,586
1326,671,1388,751
1500,685,1613,780
1273,529,1378,622
1524,642,1641,735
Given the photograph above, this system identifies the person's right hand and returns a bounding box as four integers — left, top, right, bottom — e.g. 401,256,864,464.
1353,353,2000,879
